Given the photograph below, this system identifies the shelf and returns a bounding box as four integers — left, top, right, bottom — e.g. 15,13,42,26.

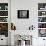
0,22,8,23
0,10,8,11
38,15,46,17
0,16,8,17
38,22,46,23
38,28,46,29
38,10,46,11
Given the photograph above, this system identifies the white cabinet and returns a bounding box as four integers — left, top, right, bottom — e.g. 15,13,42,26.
0,35,8,45
38,37,46,46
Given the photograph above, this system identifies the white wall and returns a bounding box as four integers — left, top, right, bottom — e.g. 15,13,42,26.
11,0,38,30
11,0,46,46
11,0,46,30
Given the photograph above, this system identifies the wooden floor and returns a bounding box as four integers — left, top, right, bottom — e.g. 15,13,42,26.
0,45,8,46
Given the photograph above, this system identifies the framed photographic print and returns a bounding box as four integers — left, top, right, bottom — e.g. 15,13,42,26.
18,10,29,19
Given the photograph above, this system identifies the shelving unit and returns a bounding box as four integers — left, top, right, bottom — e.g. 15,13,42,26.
0,3,8,37
38,3,46,37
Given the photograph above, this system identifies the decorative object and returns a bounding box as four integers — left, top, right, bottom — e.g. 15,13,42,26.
0,23,8,37
39,29,46,37
42,12,45,15
5,6,8,10
0,6,1,10
0,11,8,16
38,3,46,10
38,17,46,22
38,11,46,16
0,3,8,10
38,23,46,28
0,17,8,22
18,10,29,18
11,23,16,30
29,25,35,30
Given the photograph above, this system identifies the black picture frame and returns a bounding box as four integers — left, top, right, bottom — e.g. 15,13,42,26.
18,10,29,19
